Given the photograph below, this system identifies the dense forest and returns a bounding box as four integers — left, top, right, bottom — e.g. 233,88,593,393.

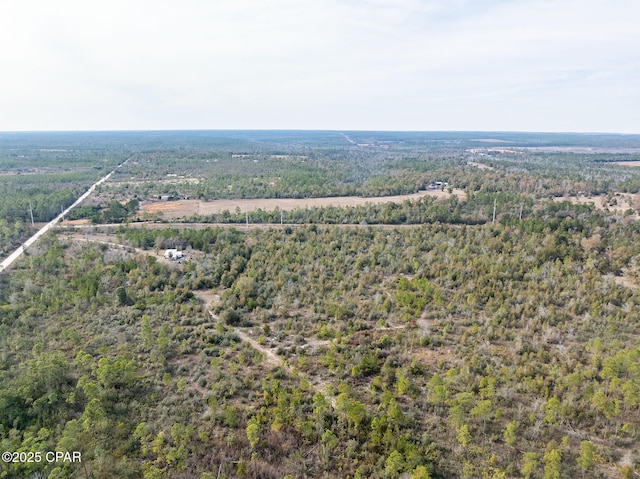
1,131,640,478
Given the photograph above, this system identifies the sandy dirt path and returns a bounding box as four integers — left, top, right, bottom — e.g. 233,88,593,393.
193,293,337,407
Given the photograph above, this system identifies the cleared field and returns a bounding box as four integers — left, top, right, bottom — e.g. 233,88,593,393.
108,177,201,186
138,188,467,220
613,161,640,167
520,146,640,153
63,219,91,226
467,161,495,170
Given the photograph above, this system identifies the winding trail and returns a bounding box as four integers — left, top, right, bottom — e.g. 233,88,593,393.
203,307,337,407
207,310,286,370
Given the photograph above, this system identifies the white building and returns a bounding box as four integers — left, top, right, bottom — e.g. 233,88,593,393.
164,249,183,260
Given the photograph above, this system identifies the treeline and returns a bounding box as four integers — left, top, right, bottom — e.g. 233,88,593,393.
152,194,601,229
105,147,640,205
107,149,465,201
0,182,86,255
182,196,471,226
0,218,29,258
0,155,122,253
67,199,139,224
478,151,640,196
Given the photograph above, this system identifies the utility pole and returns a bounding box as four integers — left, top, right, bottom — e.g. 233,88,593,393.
492,198,497,224
29,200,34,227
519,204,523,221
280,210,283,225
246,211,249,228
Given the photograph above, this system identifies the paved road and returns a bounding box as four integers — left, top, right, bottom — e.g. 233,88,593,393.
0,161,126,272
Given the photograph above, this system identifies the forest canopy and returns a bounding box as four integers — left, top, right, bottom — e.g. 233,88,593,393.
1,131,640,478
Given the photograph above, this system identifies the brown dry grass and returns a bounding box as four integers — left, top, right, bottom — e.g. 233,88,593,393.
413,346,455,367
63,219,90,226
467,161,495,171
109,177,201,186
611,275,639,290
612,161,640,167
138,189,467,220
192,289,220,312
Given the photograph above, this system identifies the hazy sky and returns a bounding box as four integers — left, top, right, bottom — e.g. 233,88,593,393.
1,0,638,132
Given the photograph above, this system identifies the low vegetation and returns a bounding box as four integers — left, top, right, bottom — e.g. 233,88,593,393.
1,131,640,478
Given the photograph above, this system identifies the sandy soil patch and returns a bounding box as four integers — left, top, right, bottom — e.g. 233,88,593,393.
612,161,640,167
467,161,495,171
62,219,91,226
109,177,201,186
611,275,639,290
552,194,638,216
57,231,194,269
414,347,455,366
521,147,640,154
485,148,519,154
138,189,467,220
192,289,220,312
472,139,512,143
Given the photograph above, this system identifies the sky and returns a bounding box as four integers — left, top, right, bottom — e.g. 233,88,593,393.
1,0,639,133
